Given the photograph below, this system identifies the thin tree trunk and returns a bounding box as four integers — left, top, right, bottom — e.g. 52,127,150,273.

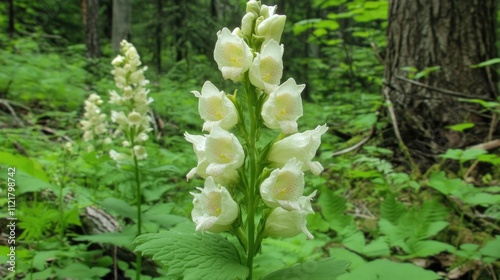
112,0,132,53
85,0,101,58
8,0,15,37
384,0,498,162
155,0,162,73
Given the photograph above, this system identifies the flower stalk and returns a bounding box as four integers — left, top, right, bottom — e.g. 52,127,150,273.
107,40,152,280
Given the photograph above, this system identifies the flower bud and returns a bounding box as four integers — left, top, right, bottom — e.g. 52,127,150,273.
256,14,286,45
241,12,256,39
246,0,261,16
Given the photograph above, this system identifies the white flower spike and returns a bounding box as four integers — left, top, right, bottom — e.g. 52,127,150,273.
214,28,254,82
249,39,284,93
261,78,305,134
191,176,239,232
192,81,238,132
268,124,329,175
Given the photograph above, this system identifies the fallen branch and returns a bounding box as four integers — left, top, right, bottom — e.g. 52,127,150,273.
396,76,488,100
332,128,374,156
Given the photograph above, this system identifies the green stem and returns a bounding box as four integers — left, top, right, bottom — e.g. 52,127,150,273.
133,153,142,280
245,80,258,280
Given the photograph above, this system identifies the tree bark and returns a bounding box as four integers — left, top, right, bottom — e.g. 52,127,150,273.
85,0,101,58
384,0,498,162
112,0,132,53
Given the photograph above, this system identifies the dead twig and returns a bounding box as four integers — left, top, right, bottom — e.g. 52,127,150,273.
332,128,375,156
396,76,490,100
383,87,420,176
0,99,24,127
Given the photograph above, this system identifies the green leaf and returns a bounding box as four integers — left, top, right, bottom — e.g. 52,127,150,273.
381,194,405,224
407,240,455,258
74,231,135,248
480,236,500,260
101,197,137,220
293,19,321,35
329,248,366,269
338,259,441,280
439,149,463,161
262,258,350,280
57,263,109,280
470,58,500,68
461,149,487,162
447,122,475,132
362,238,390,257
134,229,248,280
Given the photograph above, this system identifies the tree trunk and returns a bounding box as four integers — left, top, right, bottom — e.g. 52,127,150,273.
384,0,498,162
85,0,101,58
155,0,163,73
8,0,14,37
112,0,132,53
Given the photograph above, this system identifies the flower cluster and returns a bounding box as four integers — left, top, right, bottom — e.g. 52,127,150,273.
80,93,111,152
187,0,327,242
108,40,153,162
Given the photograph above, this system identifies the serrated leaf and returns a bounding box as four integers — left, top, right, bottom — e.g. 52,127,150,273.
262,258,350,280
381,194,405,224
134,229,248,280
338,259,441,280
406,240,455,258
362,238,390,257
329,248,366,269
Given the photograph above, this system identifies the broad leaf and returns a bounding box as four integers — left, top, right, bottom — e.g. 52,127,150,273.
338,259,440,280
262,258,349,280
134,229,248,280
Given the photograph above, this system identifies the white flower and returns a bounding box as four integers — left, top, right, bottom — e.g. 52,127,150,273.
264,207,314,239
261,78,304,134
249,40,284,93
111,111,128,127
133,145,147,160
184,132,208,180
111,55,124,66
128,111,143,127
268,124,328,175
205,125,245,178
260,158,317,211
214,27,253,82
110,149,128,162
192,81,238,132
191,177,239,232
